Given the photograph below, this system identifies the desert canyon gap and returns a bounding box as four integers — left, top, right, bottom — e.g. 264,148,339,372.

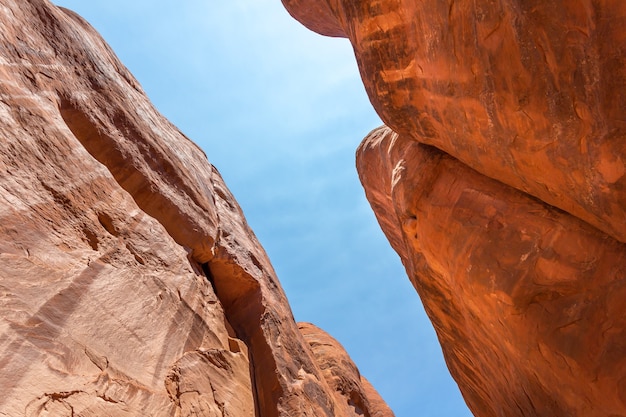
2,0,626,416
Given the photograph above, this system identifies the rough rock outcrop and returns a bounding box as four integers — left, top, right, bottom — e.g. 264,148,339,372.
281,0,626,416
283,0,626,243
0,1,391,416
357,126,626,417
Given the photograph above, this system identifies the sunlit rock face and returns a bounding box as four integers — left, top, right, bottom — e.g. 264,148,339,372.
283,0,626,243
0,1,392,416
282,0,626,416
357,126,626,417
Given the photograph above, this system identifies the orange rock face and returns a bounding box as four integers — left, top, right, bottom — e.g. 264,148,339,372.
282,0,626,243
357,127,626,417
282,0,626,416
0,1,391,416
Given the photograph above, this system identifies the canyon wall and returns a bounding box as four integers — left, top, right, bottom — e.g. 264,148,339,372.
282,0,626,416
0,1,393,416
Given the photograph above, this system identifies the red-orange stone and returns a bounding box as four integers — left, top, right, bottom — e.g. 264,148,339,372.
283,0,626,243
0,1,391,416
357,126,626,417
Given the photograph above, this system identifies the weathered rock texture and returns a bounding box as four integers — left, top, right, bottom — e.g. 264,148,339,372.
283,0,626,243
281,0,626,416
0,1,392,416
358,126,626,417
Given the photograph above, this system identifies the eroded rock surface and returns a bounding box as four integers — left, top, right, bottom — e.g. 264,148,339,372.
357,126,626,417
283,0,626,243
282,0,626,416
0,1,391,416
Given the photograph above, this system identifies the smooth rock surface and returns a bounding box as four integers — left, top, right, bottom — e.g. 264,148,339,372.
282,0,626,243
357,126,626,417
0,1,392,416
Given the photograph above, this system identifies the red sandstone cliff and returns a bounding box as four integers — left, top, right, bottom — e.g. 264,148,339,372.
357,126,626,416
282,0,626,416
0,1,393,416
283,0,626,243
299,323,395,417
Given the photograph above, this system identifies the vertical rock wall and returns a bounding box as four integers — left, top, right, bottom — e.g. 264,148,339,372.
282,0,626,416
0,1,393,416
357,127,626,416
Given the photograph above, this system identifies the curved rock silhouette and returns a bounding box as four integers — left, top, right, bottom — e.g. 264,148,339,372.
283,0,626,242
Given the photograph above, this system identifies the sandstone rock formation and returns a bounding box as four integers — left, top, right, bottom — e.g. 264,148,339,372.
357,126,626,417
0,1,392,416
299,323,395,417
282,0,626,416
283,0,626,243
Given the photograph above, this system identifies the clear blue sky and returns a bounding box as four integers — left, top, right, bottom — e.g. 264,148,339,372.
53,1,472,416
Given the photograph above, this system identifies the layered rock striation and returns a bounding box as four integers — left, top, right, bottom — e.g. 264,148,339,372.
282,0,626,416
0,1,393,416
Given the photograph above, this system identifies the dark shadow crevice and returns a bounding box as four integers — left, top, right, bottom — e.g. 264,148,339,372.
204,253,281,417
59,97,287,417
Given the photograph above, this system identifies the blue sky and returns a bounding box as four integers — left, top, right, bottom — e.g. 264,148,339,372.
53,1,472,416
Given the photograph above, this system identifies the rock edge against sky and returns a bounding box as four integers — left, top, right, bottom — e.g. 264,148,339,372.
0,1,393,416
